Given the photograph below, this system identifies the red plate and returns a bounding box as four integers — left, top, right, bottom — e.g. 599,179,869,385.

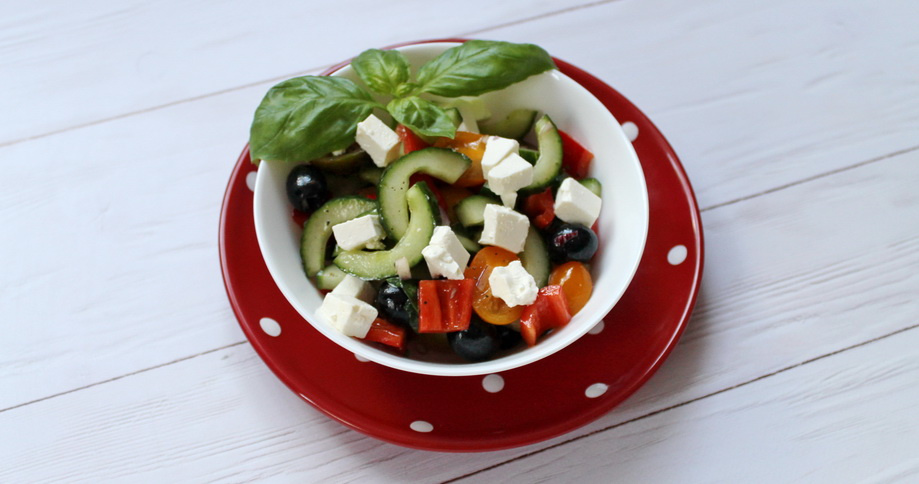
219,44,703,452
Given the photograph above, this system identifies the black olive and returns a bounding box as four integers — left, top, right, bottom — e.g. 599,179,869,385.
286,165,329,213
494,325,522,350
448,320,499,362
547,223,598,262
375,282,412,328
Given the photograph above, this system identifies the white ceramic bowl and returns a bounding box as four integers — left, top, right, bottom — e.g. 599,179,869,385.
253,42,648,376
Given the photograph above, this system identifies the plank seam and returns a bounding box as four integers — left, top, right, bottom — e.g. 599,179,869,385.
442,321,919,483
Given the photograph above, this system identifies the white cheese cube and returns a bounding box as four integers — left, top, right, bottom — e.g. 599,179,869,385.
394,257,412,280
481,136,519,179
421,226,470,280
332,214,385,251
478,204,530,253
500,191,517,208
488,260,538,307
316,293,378,338
486,153,533,196
555,177,602,227
355,114,401,167
331,274,374,303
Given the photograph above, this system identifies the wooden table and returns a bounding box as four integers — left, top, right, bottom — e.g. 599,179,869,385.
3,1,917,481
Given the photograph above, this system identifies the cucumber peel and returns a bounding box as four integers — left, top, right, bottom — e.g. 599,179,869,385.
300,196,378,277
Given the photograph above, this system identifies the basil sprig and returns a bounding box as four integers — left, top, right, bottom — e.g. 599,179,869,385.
249,40,555,163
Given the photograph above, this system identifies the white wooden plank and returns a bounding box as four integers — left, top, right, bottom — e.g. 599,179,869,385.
1,138,916,482
0,0,577,145
459,327,919,483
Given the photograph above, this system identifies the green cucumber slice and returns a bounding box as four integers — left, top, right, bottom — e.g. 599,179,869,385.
480,109,538,139
334,183,438,280
520,226,550,288
519,147,539,164
359,166,384,185
522,115,563,193
454,194,500,228
315,264,348,290
579,177,602,197
300,196,378,277
378,148,470,239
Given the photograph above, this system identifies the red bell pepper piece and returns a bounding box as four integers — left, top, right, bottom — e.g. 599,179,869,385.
559,129,594,179
396,124,429,154
519,285,572,346
523,187,555,229
363,318,407,351
418,279,475,333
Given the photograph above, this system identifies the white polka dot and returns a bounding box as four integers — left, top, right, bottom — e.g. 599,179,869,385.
259,317,281,337
482,374,505,393
410,420,433,433
245,171,257,191
585,383,609,398
621,122,639,142
668,245,688,265
588,321,605,335
354,353,370,362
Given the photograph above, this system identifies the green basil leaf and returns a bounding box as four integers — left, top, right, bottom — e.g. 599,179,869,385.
387,96,456,138
415,40,556,97
249,76,377,162
351,49,411,95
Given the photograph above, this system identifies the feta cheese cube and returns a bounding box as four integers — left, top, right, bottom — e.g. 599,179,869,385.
421,226,470,280
486,152,533,195
478,204,530,253
500,191,517,208
355,114,401,167
331,274,374,303
480,136,519,179
332,214,385,251
394,257,412,280
555,177,602,227
488,260,538,307
316,293,378,338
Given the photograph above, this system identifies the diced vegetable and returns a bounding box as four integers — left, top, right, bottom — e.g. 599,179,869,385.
519,285,571,346
363,318,407,351
559,129,594,179
418,279,475,333
396,124,429,154
548,261,593,314
522,187,555,229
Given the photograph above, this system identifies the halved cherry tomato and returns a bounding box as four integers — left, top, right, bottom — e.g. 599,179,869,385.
559,129,594,179
396,124,429,154
548,261,593,315
523,187,555,229
434,131,488,187
363,318,407,351
519,285,571,346
418,279,475,333
464,247,522,325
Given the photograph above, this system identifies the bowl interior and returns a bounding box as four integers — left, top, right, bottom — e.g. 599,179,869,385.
253,42,648,376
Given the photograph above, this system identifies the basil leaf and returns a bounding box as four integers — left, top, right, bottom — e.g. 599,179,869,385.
415,40,556,97
352,49,411,95
249,76,377,162
387,96,456,138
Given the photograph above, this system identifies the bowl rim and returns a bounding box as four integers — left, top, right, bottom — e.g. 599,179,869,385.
253,40,649,376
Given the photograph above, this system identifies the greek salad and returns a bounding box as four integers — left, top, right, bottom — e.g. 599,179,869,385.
250,41,603,362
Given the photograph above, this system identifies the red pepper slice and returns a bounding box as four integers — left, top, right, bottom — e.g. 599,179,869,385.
519,285,572,346
559,129,594,179
418,279,475,333
523,187,555,229
396,124,429,154
363,318,407,351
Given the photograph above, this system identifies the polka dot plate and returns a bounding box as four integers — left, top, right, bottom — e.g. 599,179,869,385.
219,44,704,452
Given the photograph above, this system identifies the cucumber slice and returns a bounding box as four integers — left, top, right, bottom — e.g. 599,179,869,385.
520,226,550,288
522,115,563,193
311,147,370,174
359,166,384,185
334,183,438,280
455,194,500,228
519,147,539,164
480,109,538,139
378,148,470,239
579,177,602,197
456,233,482,254
315,264,348,290
300,196,378,277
